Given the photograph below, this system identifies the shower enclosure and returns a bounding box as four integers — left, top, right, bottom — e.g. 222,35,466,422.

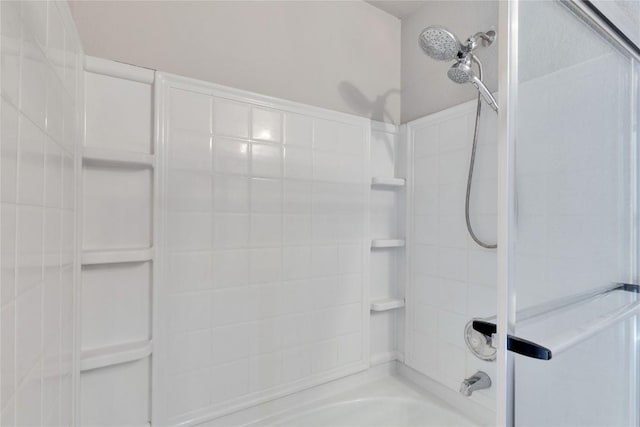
493,1,640,425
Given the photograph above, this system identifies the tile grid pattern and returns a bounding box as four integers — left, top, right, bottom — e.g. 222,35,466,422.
163,87,368,420
406,101,497,409
1,1,81,425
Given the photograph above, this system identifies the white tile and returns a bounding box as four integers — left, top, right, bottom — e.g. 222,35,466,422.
169,130,212,172
168,329,212,374
15,361,42,427
252,108,282,142
438,279,468,315
212,249,249,288
311,339,338,373
213,174,249,213
251,178,282,213
438,247,468,282
281,346,312,382
211,287,251,327
337,333,362,365
335,123,363,156
285,113,312,146
248,283,281,320
333,303,362,335
250,214,281,246
21,38,47,128
282,214,312,246
18,117,45,205
168,212,211,251
439,116,469,152
252,143,282,178
210,323,251,365
168,170,212,213
1,100,18,202
284,146,312,180
279,313,314,348
248,317,282,354
1,204,16,303
213,137,249,175
283,181,311,213
170,88,211,132
169,252,212,292
413,124,439,158
1,303,16,409
337,274,362,305
279,280,312,315
212,213,248,249
168,368,211,416
0,0,21,105
170,293,211,332
15,285,42,384
213,98,249,138
338,244,362,274
468,250,497,287
16,206,43,294
282,246,311,280
44,139,63,208
313,119,339,152
21,0,47,47
249,352,282,392
210,359,249,404
312,245,338,277
249,248,281,284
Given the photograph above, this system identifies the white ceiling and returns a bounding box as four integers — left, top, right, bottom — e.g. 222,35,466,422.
364,1,428,19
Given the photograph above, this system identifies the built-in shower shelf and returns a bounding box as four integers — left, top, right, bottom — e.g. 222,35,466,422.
371,239,405,249
371,177,406,188
82,146,155,168
80,340,153,372
82,248,154,265
370,298,405,312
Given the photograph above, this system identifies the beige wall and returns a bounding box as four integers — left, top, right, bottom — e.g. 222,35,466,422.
401,1,498,122
69,0,401,124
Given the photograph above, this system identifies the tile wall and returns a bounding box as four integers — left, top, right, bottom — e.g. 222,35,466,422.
158,79,370,424
405,100,498,409
1,1,82,425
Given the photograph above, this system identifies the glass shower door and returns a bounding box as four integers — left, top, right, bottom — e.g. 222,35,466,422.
496,1,640,425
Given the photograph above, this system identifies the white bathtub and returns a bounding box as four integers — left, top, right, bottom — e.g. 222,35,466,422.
202,363,492,427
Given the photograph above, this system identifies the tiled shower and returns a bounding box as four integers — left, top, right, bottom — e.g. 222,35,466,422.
3,1,640,426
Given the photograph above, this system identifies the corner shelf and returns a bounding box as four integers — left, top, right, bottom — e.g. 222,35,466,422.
80,340,153,372
371,239,405,249
82,248,154,266
371,177,405,188
82,146,155,168
371,298,405,312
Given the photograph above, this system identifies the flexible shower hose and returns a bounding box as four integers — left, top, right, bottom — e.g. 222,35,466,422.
466,56,497,249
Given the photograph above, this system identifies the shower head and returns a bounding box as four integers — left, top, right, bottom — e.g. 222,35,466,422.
419,26,461,62
448,60,499,112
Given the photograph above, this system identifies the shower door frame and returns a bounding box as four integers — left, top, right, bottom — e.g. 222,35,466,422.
496,1,640,425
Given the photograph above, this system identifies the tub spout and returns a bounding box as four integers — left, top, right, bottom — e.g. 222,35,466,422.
460,371,491,396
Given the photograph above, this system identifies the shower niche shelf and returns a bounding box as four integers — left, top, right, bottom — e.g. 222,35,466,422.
83,146,155,168
82,248,154,266
371,239,405,249
371,177,405,188
80,340,153,371
370,298,405,312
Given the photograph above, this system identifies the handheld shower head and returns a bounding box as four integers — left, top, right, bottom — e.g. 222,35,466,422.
419,26,461,62
447,60,499,112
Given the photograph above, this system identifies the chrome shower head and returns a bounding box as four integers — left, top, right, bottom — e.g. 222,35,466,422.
419,26,461,61
448,60,499,112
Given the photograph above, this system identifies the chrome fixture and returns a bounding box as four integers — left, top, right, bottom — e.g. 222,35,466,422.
460,371,492,397
465,319,496,361
418,25,498,249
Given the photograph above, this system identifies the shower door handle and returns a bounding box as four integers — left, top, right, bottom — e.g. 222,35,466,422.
471,283,640,361
471,320,553,360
